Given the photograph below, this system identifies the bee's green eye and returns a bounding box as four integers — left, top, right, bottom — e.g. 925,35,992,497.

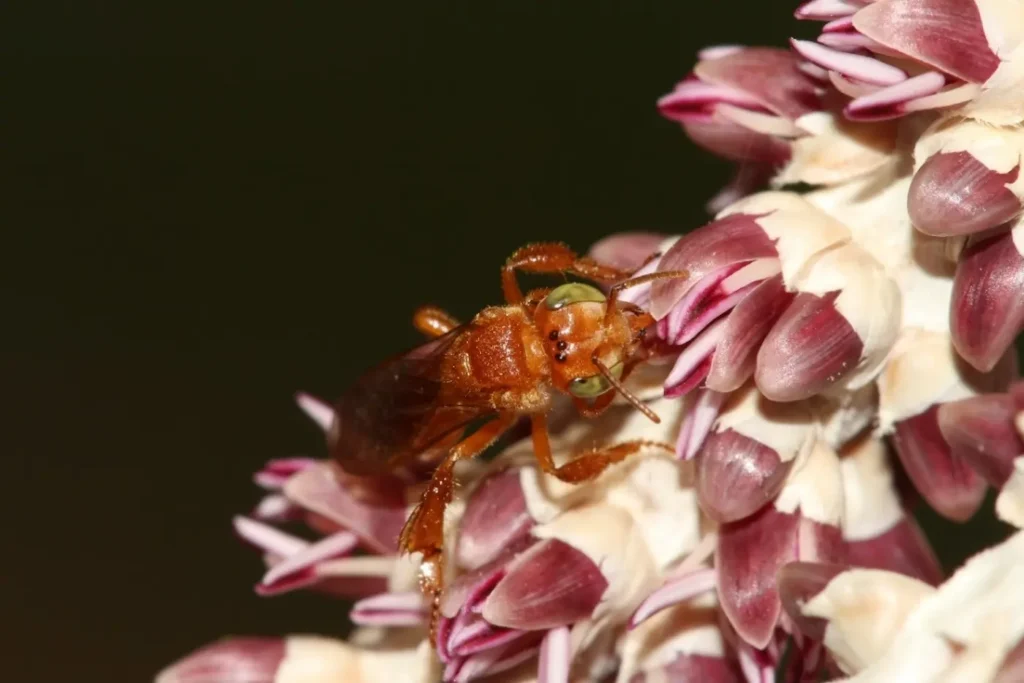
545,283,606,310
568,362,623,398
568,374,609,398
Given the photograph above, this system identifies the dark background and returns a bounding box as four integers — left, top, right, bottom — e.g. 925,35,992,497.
3,3,1009,681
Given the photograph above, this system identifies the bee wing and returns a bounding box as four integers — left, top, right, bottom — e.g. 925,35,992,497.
328,326,495,476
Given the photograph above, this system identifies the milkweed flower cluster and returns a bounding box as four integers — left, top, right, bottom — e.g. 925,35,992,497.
157,1,1024,682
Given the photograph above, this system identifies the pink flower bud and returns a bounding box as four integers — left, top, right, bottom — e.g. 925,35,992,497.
909,118,1024,237
939,385,1024,488
659,48,820,164
156,637,286,683
695,384,816,523
456,468,535,571
878,328,1016,520
716,440,846,648
951,222,1024,373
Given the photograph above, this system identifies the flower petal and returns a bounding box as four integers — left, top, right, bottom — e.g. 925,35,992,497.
909,151,1022,237
951,226,1024,372
846,519,945,586
790,38,909,85
939,392,1024,487
795,0,863,21
675,389,727,461
639,654,743,683
663,318,726,397
155,638,285,683
588,232,667,272
629,568,718,628
456,468,535,571
696,429,793,523
681,115,793,163
716,505,801,648
350,591,427,627
891,406,987,521
284,463,407,554
254,457,320,490
756,291,864,401
694,47,823,119
853,0,1002,83
294,392,335,431
233,515,307,558
777,561,848,641
801,568,935,674
649,213,778,320
844,71,949,121
481,539,607,631
707,274,794,393
537,626,571,683
259,530,360,595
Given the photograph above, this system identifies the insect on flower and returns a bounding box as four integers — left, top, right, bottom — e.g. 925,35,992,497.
324,242,687,616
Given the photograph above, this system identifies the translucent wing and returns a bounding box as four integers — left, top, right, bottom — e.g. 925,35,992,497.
328,326,495,476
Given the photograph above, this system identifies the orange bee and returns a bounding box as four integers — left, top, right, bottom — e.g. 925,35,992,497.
326,242,686,602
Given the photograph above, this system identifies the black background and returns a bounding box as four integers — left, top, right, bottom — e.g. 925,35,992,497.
4,3,1009,681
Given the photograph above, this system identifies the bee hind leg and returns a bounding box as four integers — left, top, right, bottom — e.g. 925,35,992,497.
398,412,517,637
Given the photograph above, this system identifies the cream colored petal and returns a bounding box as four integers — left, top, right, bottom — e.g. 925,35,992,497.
517,398,694,524
838,438,903,541
996,457,1024,528
803,570,935,674
791,242,902,392
811,383,879,451
776,111,898,187
894,234,955,335
614,593,724,683
277,636,436,683
533,504,660,657
774,438,844,525
964,42,1024,125
876,328,1011,432
841,532,1024,682
714,381,818,465
805,171,913,275
915,116,1024,182
717,191,852,285
964,0,1024,125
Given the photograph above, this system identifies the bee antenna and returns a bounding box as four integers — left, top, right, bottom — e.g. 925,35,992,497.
605,270,689,322
593,358,661,424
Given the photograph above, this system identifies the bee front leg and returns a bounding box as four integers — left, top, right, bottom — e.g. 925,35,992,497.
501,242,635,304
529,413,673,483
399,412,517,636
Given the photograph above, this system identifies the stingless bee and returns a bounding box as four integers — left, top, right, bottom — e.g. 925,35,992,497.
326,242,686,607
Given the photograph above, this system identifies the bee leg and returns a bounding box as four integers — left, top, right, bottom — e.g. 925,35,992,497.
413,305,461,338
398,413,517,634
529,414,673,483
502,242,634,304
